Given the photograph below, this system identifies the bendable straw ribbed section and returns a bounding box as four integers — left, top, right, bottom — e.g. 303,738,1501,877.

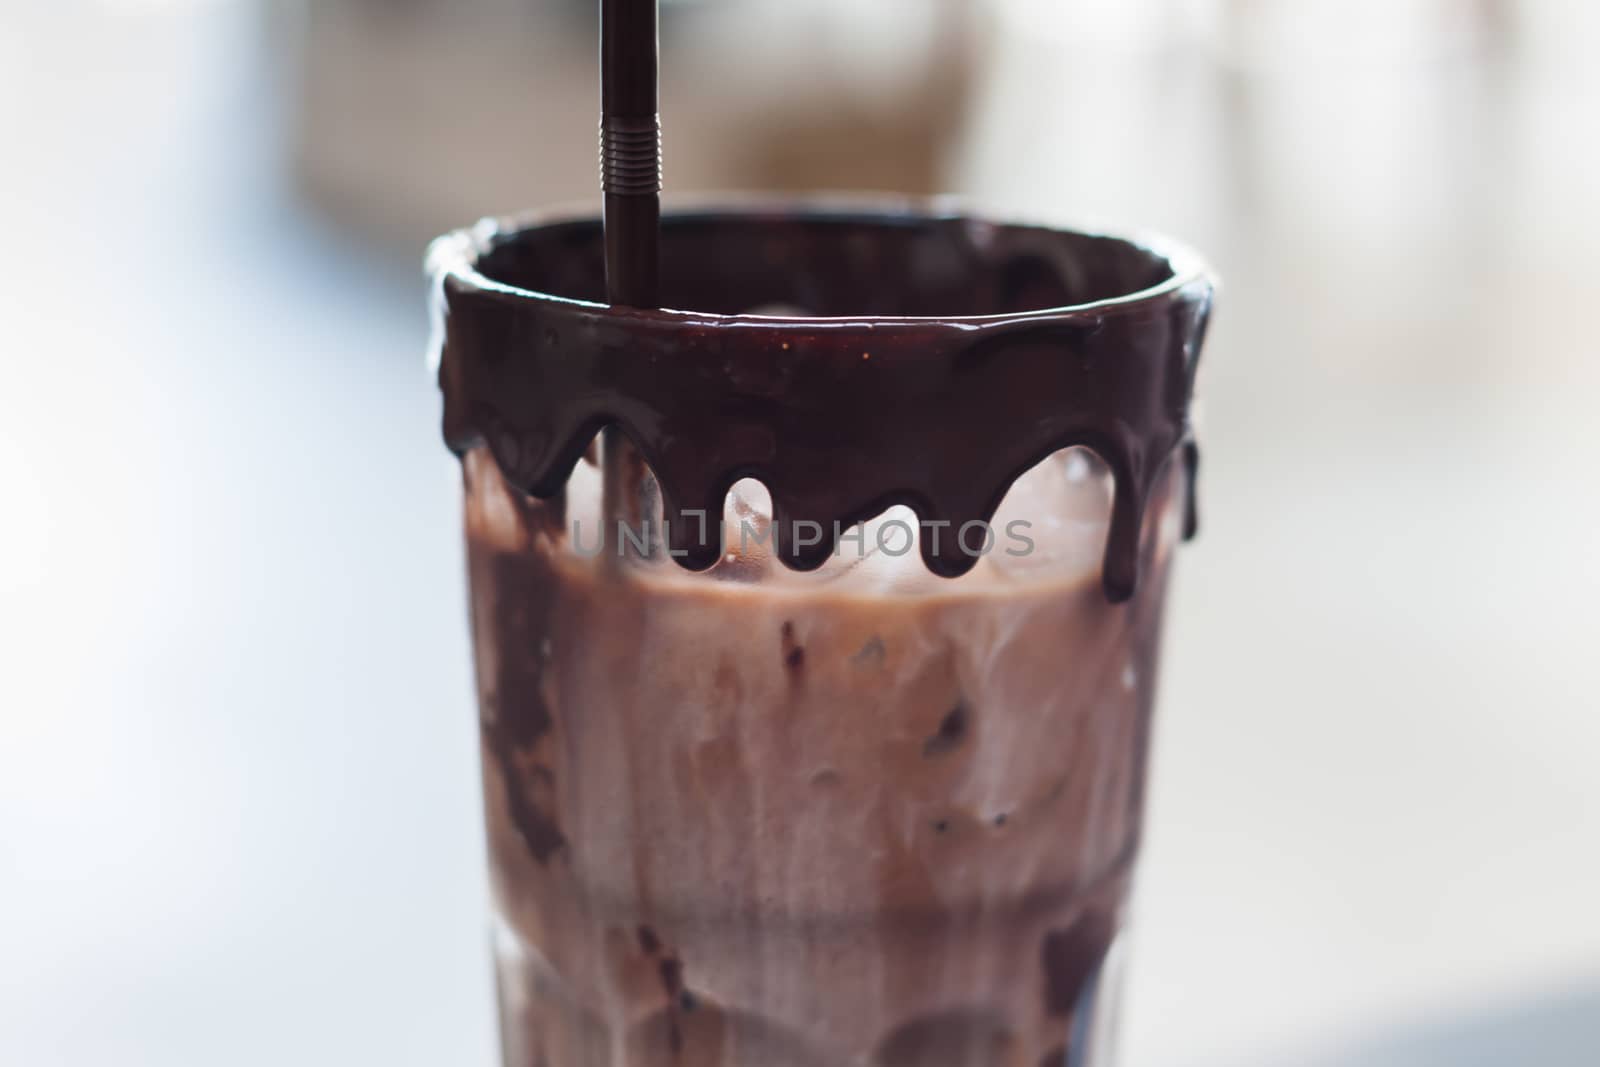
600,116,662,196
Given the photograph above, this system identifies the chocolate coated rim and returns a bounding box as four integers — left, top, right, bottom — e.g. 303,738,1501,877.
426,196,1216,324
431,196,1216,602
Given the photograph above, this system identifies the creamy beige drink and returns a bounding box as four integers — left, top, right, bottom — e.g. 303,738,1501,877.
465,442,1182,1067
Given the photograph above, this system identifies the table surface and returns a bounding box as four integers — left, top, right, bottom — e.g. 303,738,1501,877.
2,6,1597,1066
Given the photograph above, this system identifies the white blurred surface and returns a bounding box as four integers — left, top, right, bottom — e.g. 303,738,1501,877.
3,3,1599,1066
1,7,491,1065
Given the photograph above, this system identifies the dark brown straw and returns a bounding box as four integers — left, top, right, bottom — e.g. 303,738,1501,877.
600,0,661,307
599,0,661,547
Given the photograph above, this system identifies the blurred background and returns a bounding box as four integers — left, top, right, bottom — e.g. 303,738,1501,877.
3,1,1598,1064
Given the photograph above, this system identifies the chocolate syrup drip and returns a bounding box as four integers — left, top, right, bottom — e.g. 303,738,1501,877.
432,205,1214,602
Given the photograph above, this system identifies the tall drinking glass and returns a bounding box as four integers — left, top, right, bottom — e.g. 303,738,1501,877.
431,201,1214,1067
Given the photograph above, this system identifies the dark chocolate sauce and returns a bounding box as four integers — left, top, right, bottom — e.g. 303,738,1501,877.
431,203,1214,601
1041,911,1116,1017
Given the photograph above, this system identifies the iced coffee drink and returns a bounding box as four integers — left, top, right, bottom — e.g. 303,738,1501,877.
432,204,1214,1066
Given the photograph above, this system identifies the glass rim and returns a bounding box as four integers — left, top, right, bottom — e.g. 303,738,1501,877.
426,193,1216,328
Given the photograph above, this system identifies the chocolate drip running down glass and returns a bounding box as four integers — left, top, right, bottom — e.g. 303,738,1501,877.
430,202,1214,1066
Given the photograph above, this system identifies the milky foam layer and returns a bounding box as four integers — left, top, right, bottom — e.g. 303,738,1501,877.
490,439,1157,599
